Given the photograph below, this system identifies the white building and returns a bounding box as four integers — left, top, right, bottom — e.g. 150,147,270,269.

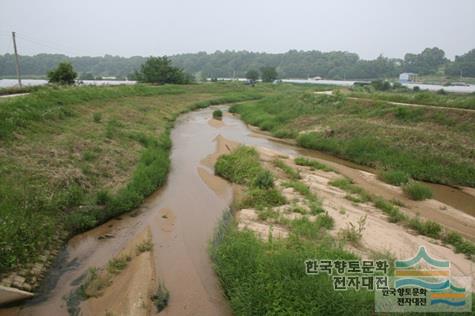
399,73,416,83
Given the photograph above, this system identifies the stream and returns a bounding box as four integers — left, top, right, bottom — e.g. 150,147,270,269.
2,105,474,315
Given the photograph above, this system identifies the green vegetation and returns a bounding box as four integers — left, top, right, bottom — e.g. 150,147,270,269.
329,178,371,203
260,66,278,82
294,156,333,172
272,159,300,179
215,145,286,209
152,283,170,312
47,61,77,85
245,69,259,82
231,91,475,187
407,217,442,239
252,170,274,189
4,47,474,80
212,109,223,120
211,221,374,315
372,197,406,223
134,56,192,84
0,83,267,274
348,89,475,110
215,146,262,185
378,170,410,186
402,181,433,200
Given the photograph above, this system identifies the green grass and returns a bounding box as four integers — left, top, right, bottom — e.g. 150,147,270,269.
294,156,334,172
402,180,433,201
272,159,300,179
230,92,475,187
215,146,262,185
407,217,442,239
328,177,372,203
377,170,410,186
348,89,475,110
282,180,324,214
210,224,375,315
373,197,406,223
0,83,269,274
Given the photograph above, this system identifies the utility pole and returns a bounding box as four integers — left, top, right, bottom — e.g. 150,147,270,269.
12,32,22,88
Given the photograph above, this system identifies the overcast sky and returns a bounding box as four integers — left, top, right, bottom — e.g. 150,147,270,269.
1,0,474,60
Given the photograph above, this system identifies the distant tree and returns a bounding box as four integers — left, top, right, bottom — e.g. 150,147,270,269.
260,67,278,82
135,56,190,84
404,47,448,75
79,72,94,80
47,62,77,85
445,49,475,77
246,69,259,81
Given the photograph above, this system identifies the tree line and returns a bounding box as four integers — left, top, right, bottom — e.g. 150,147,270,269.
0,47,474,80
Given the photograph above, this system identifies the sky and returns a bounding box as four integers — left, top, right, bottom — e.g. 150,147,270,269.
0,0,474,60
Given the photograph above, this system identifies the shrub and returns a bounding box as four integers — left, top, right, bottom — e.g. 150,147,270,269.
403,181,433,200
152,284,170,312
93,112,102,123
212,109,223,120
240,188,286,209
47,62,77,85
252,170,274,189
378,170,410,186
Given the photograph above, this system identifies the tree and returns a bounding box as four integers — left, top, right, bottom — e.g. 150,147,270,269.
404,47,447,75
135,56,190,84
47,62,77,85
245,69,259,81
260,67,278,82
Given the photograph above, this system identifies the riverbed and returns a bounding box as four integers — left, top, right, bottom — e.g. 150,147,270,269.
2,105,474,315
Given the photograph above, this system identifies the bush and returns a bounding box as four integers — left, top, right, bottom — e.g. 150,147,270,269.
152,284,170,312
47,62,77,85
93,112,102,123
212,109,223,120
252,170,274,189
378,170,410,186
403,181,433,200
240,188,286,209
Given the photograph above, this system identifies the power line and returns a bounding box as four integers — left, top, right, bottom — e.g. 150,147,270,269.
14,32,86,56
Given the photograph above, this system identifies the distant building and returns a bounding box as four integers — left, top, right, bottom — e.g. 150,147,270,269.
399,73,416,83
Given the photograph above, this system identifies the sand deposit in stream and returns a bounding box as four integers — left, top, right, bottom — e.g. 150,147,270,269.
233,146,475,288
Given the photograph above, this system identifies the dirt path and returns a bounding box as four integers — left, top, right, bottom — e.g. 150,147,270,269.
315,90,475,113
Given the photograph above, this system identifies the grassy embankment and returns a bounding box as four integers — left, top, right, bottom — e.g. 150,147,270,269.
230,91,475,188
0,82,273,275
348,89,475,110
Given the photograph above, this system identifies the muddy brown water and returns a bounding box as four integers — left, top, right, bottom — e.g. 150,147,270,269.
2,105,474,315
